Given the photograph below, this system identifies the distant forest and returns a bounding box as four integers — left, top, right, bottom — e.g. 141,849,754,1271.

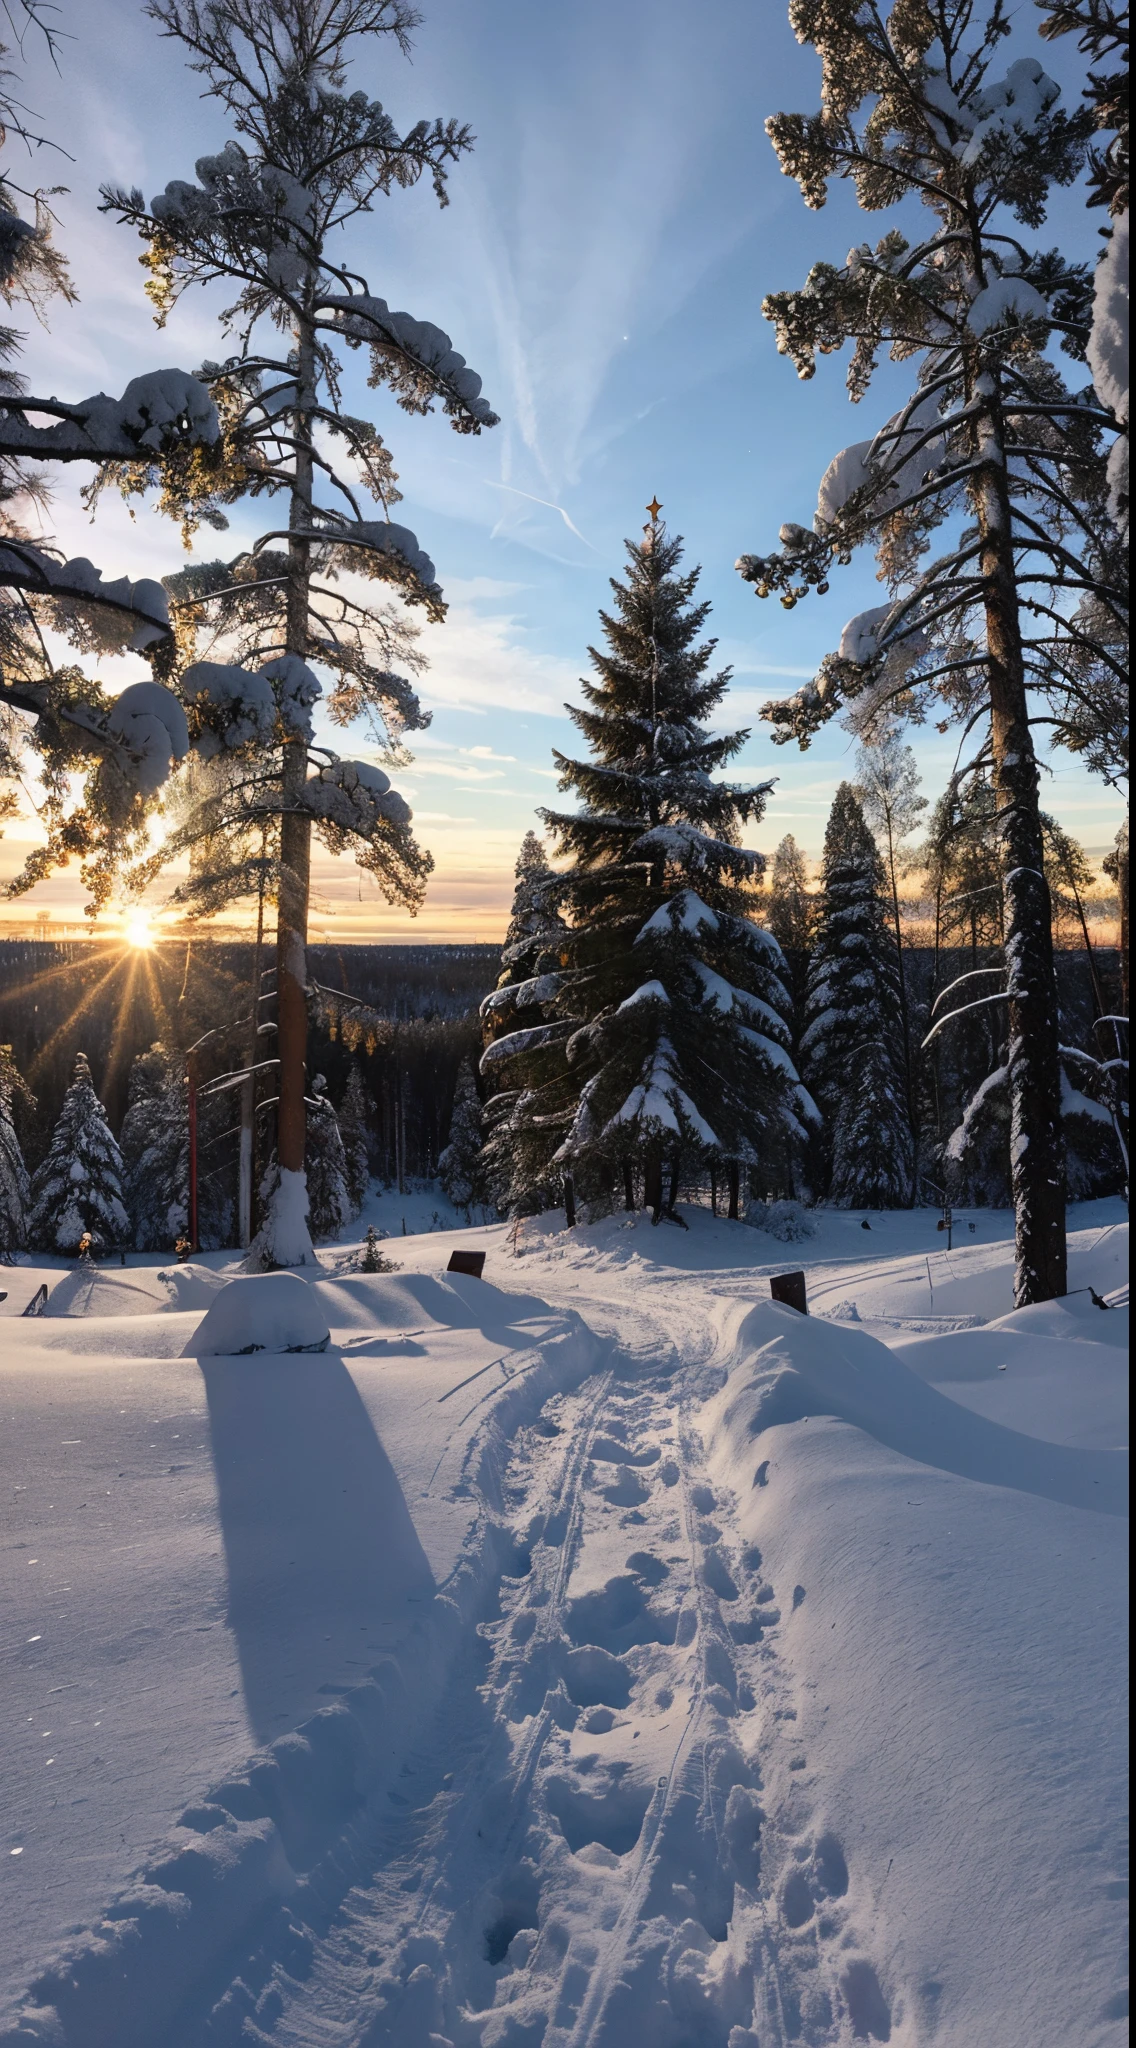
0,942,501,1185
0,937,1119,1177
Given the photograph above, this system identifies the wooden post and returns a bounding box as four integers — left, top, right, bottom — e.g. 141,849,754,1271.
727,1160,740,1221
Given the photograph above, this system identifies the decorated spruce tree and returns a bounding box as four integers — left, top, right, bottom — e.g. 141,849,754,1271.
803,785,912,1206
99,0,496,1265
28,1054,129,1254
507,510,815,1223
119,1043,189,1252
480,832,568,1210
738,0,1128,1299
438,1060,485,1218
337,1064,373,1215
0,1045,33,1255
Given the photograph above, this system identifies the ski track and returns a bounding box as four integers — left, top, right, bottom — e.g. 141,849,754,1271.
168,1275,888,2048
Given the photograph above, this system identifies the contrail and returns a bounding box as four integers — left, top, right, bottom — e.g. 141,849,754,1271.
485,479,596,550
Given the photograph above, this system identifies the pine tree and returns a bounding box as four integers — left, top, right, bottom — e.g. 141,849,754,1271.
99,0,497,1266
738,1,1127,1299
767,835,814,956
119,1042,189,1252
529,511,812,1222
853,734,925,1152
337,1064,373,1215
303,1077,352,1239
803,785,912,1206
438,1060,484,1218
28,1053,129,1254
765,834,814,1061
480,831,568,1212
0,1044,33,1256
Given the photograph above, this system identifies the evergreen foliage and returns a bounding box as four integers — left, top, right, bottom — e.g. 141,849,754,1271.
480,832,568,1212
438,1060,485,1217
304,1077,353,1239
337,1064,373,1215
766,835,814,956
28,1053,129,1253
0,1043,33,1255
803,784,912,1206
513,516,814,1220
119,1042,189,1252
0,14,214,909
738,0,1130,1299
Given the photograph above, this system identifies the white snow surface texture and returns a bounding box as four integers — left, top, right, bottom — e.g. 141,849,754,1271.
0,1201,1127,2048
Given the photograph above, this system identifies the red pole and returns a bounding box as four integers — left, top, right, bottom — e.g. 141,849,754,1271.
188,1056,199,1253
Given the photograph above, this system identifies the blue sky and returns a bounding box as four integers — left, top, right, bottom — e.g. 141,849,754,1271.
5,0,1123,939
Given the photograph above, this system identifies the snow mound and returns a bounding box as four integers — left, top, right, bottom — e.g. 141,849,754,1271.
987,1289,1129,1349
721,1300,1126,1515
314,1269,556,1336
190,1274,330,1356
157,1264,234,1312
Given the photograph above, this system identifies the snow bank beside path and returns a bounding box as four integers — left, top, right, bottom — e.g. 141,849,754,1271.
0,1262,600,2045
700,1302,1128,2047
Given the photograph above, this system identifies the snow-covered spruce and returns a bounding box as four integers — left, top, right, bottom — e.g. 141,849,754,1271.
479,831,569,1212
118,1042,189,1254
27,1053,129,1255
527,515,814,1221
98,0,498,1267
303,1078,354,1239
438,1060,487,1219
255,1079,352,1253
948,1059,1122,1205
337,1065,374,1216
738,3,1127,1301
0,1045,33,1255
803,785,913,1207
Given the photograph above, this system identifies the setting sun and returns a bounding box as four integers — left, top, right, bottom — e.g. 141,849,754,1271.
124,912,155,950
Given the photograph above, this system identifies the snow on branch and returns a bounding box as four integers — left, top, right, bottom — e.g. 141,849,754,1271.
922,990,1011,1048
317,291,499,433
303,759,411,835
0,541,172,649
0,368,219,462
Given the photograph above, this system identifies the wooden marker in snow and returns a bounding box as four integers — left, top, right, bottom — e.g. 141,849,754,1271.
448,1250,486,1279
770,1270,808,1315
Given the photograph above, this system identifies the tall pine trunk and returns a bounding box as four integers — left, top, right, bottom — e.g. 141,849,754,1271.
276,320,316,1196
975,368,1066,1304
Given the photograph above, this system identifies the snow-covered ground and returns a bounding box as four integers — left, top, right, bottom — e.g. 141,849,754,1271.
0,1199,1127,2047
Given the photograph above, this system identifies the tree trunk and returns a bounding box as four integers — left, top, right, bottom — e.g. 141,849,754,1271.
710,1167,717,1217
976,390,1066,1304
727,1160,740,1220
272,315,316,1254
667,1161,680,1214
644,1152,663,1221
622,1160,635,1211
563,1174,576,1228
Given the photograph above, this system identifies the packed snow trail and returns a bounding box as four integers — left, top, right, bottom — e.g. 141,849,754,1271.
1,1206,1126,2047
172,1267,897,2047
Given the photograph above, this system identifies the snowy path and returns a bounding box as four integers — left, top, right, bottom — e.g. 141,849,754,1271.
1,1204,1128,2047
